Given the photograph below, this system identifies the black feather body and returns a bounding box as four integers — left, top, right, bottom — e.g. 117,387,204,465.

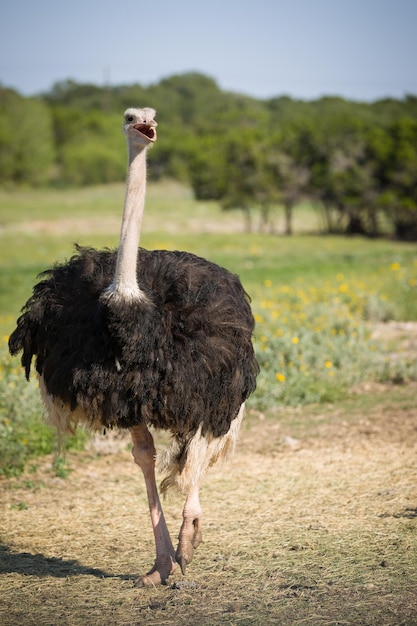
9,246,259,438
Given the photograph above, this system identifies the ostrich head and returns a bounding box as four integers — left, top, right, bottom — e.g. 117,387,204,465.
123,107,157,148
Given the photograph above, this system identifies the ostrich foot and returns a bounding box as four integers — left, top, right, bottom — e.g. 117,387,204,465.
176,516,203,575
134,554,178,587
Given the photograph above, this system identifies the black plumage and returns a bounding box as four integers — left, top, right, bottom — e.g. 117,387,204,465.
9,245,258,438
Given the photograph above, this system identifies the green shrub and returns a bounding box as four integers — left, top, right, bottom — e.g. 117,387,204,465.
0,338,87,477
251,262,417,410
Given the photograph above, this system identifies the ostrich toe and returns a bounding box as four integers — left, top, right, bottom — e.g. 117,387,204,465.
134,554,177,587
176,516,203,574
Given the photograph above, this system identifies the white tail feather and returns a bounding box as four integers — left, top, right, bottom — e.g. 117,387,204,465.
157,403,245,494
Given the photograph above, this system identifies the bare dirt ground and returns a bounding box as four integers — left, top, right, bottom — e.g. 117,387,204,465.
1,378,417,626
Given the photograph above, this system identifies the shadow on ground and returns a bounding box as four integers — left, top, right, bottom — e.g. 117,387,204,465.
0,544,132,580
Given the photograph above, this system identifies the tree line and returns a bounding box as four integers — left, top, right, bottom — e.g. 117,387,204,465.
1,72,417,239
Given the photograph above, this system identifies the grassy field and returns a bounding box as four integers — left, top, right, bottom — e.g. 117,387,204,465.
1,182,417,624
1,182,416,324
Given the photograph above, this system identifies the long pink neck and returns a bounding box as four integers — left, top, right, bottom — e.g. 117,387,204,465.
105,147,148,303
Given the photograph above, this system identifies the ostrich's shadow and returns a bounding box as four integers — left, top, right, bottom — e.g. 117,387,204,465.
0,544,133,580
393,506,417,519
379,506,417,520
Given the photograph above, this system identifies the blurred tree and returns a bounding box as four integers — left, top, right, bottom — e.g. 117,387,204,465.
219,131,275,232
51,108,125,185
376,118,417,240
307,115,380,235
44,80,114,111
190,135,228,200
0,88,55,186
2,73,417,241
265,122,312,234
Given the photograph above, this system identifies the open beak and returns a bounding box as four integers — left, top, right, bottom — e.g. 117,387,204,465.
132,122,157,142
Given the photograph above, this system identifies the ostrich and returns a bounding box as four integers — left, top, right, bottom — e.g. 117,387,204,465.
8,107,259,587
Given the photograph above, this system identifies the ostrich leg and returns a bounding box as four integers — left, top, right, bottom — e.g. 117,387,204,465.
176,484,203,574
130,424,177,586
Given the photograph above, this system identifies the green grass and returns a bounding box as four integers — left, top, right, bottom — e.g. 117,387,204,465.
1,181,417,475
0,183,126,225
1,181,416,298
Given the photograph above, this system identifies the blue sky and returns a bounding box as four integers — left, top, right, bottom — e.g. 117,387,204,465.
1,0,416,101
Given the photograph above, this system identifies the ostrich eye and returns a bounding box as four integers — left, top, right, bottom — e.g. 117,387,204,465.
126,115,134,122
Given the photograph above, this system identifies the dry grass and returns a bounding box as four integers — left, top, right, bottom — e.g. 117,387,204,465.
1,384,417,626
